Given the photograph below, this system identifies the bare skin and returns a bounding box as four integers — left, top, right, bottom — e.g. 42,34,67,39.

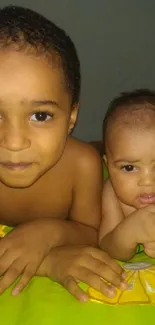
100,115,155,261
36,245,127,302
0,49,127,300
0,136,102,229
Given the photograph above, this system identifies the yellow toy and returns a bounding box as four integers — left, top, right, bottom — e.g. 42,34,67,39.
0,225,7,238
88,261,155,305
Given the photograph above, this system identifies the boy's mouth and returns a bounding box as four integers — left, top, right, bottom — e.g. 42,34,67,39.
0,162,32,171
139,194,155,205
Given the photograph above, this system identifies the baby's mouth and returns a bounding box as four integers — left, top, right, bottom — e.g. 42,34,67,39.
139,194,155,205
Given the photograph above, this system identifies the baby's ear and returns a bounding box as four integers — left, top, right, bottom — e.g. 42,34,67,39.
103,154,107,166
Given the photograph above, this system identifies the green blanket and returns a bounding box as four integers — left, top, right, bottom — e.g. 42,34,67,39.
0,248,155,325
1,197,155,324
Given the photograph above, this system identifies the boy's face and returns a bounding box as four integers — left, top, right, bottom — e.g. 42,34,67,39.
0,50,78,188
104,124,155,209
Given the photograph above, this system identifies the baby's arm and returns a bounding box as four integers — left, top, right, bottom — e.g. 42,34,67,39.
99,179,137,261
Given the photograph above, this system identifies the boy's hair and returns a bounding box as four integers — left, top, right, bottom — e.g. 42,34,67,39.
103,89,155,153
0,5,80,105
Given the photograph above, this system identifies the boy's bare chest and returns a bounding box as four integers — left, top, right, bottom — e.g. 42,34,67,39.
0,172,73,226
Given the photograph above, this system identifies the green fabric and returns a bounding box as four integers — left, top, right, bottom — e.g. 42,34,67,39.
103,163,108,179
0,227,155,325
0,250,155,325
1,218,155,325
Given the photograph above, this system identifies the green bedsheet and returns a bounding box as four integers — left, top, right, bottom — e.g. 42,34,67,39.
1,184,155,324
0,248,155,325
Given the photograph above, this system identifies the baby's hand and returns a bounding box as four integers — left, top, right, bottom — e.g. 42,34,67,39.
37,246,128,302
0,220,52,295
144,242,155,258
130,205,155,244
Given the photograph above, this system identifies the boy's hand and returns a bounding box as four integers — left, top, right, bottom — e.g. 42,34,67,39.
37,245,128,302
0,220,52,295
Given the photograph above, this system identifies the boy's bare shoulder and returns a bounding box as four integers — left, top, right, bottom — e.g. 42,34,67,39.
63,137,102,173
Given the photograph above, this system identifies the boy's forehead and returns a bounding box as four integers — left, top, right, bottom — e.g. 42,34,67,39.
0,50,69,99
0,48,63,74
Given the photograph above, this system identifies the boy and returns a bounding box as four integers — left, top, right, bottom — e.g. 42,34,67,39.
0,5,126,301
100,89,155,262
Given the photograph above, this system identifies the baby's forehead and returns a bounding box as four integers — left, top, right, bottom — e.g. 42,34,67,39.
104,104,155,153
106,104,155,132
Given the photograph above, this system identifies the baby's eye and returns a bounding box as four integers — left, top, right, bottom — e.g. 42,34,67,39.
122,165,137,172
30,112,53,122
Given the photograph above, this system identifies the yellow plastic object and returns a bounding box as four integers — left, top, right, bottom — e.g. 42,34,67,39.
88,262,155,305
0,224,7,237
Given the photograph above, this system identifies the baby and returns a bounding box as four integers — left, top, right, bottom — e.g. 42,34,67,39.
100,89,155,261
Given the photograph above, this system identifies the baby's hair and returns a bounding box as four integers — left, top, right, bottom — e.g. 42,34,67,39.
0,5,80,105
103,89,155,153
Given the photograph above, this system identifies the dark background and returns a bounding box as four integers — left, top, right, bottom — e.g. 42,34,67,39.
0,0,155,141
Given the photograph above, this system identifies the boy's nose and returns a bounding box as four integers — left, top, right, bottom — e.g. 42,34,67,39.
0,125,31,151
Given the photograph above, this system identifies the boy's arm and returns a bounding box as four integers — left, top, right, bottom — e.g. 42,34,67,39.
0,146,102,295
99,179,137,261
35,144,102,248
55,145,103,246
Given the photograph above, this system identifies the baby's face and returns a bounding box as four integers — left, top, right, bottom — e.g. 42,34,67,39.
0,50,78,188
104,125,155,209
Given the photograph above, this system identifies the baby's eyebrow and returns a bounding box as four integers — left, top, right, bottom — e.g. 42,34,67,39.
114,159,140,163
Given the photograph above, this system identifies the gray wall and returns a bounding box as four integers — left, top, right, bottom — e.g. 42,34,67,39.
0,0,155,141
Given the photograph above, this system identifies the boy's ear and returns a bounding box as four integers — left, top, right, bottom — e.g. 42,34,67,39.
103,154,107,166
68,103,79,134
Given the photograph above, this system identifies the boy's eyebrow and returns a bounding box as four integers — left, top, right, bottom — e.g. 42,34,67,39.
29,100,60,108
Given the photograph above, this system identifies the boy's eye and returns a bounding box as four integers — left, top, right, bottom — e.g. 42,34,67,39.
122,165,136,172
30,112,53,122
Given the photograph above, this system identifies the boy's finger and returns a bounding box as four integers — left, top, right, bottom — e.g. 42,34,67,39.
12,264,36,296
88,248,124,276
0,260,25,294
63,276,88,302
74,267,116,297
81,256,126,288
0,250,17,276
0,240,8,258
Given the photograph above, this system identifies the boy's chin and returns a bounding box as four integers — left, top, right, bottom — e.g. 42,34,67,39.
0,177,37,189
0,170,41,188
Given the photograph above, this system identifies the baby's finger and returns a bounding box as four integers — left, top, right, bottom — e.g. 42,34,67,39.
0,260,25,294
63,276,88,302
144,241,155,248
144,247,155,258
12,264,36,296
